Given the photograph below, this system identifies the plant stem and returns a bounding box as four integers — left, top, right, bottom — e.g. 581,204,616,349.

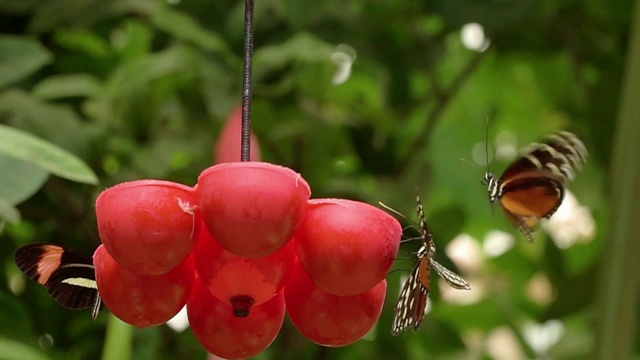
101,314,133,360
592,0,640,358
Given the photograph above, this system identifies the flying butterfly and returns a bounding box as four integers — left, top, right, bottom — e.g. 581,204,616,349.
481,131,588,240
15,243,102,320
391,196,471,335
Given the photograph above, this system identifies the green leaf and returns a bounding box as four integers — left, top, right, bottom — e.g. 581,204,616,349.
0,124,98,185
0,90,95,158
151,8,231,54
0,154,49,205
116,19,154,61
53,29,111,58
0,339,51,360
32,74,103,100
0,36,52,89
253,32,335,68
0,196,20,223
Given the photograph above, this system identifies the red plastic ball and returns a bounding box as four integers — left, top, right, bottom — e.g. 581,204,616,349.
193,222,295,309
96,180,199,275
284,262,387,347
197,162,310,257
188,279,285,359
93,245,195,328
295,198,401,296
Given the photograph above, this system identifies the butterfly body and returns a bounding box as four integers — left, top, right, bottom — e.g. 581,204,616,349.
483,131,587,240
15,243,102,320
391,197,470,335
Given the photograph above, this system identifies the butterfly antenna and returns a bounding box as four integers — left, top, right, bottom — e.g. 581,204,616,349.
378,201,407,220
400,235,422,244
485,116,491,174
387,268,413,276
484,117,497,219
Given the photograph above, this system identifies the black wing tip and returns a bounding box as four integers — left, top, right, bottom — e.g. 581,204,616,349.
14,244,54,280
15,243,50,262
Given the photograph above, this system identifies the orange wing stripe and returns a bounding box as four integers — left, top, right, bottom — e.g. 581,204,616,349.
500,185,561,218
37,246,64,285
417,256,431,289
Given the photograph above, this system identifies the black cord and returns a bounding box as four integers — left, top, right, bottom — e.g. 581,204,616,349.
241,0,255,162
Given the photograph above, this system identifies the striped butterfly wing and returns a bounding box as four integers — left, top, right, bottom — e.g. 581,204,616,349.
15,244,102,320
391,248,430,335
500,131,587,183
417,195,470,291
491,131,587,240
430,259,471,290
391,196,471,335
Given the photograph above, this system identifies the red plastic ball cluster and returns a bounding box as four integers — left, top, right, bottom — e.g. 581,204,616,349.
93,161,401,359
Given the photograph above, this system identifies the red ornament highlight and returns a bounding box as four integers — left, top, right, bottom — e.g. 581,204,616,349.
96,180,199,275
93,245,195,328
295,198,401,296
285,262,387,347
197,162,310,258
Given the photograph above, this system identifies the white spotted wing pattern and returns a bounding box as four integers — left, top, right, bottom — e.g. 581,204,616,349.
391,196,471,335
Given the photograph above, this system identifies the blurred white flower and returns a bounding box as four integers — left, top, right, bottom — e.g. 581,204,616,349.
543,190,596,248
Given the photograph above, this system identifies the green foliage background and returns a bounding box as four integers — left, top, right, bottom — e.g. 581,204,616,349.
0,0,638,359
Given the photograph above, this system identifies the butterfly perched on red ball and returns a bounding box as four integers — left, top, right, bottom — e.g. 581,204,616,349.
15,243,102,319
391,196,471,335
481,131,588,241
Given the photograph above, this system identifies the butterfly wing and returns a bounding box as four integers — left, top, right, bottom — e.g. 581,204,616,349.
498,170,565,240
392,195,469,335
500,131,587,184
495,131,587,240
430,259,471,290
15,244,101,319
46,261,99,311
391,255,430,335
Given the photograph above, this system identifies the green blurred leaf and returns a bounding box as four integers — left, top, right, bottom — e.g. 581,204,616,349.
0,36,52,89
0,90,95,157
254,32,335,68
0,0,40,13
151,7,231,55
0,124,98,185
53,29,111,58
0,196,20,224
0,154,49,204
32,74,103,100
114,19,154,61
0,292,34,340
0,338,51,360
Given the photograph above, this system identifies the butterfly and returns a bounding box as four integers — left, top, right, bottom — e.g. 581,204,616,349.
15,243,102,320
481,131,588,241
391,196,471,335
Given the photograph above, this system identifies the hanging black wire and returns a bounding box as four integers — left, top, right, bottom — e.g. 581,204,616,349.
241,0,255,162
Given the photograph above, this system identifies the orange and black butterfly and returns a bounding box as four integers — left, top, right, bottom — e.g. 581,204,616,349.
391,196,470,335
482,131,588,240
15,243,102,319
